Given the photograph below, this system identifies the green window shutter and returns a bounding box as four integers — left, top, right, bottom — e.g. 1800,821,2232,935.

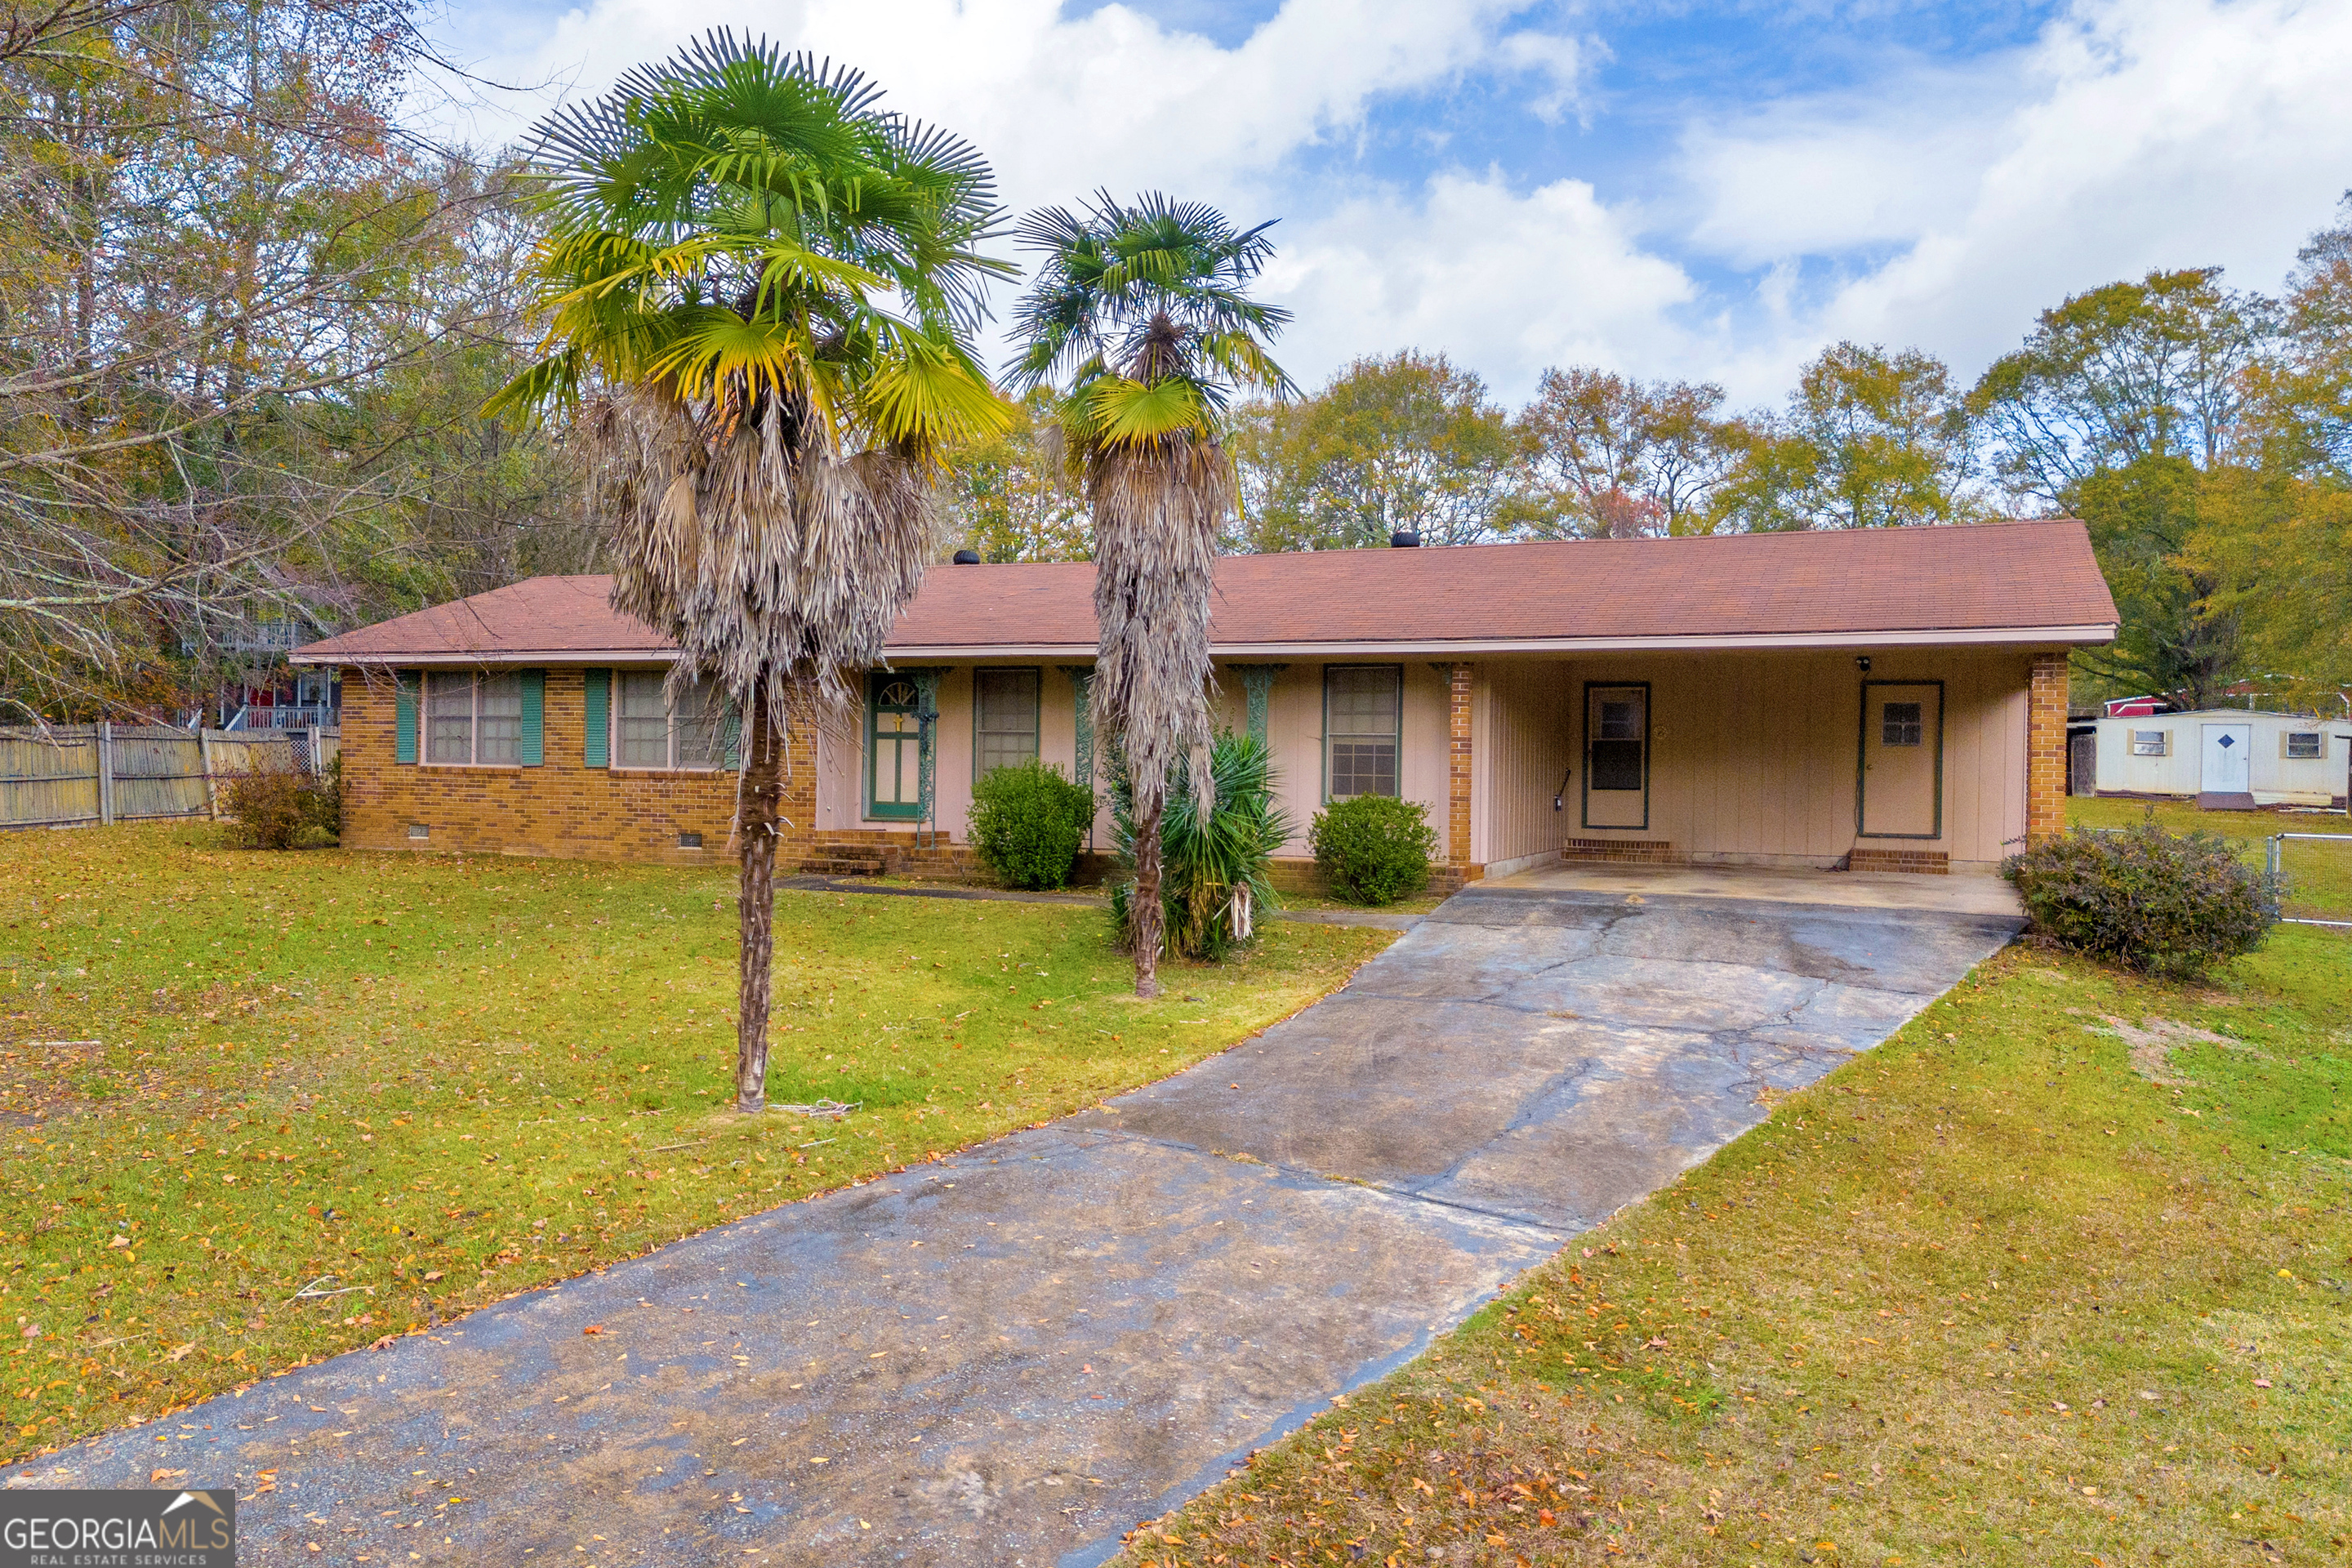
394,671,420,764
581,669,609,768
519,670,545,766
722,703,742,769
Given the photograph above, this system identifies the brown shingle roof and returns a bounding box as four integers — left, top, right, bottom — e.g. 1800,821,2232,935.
291,519,2116,664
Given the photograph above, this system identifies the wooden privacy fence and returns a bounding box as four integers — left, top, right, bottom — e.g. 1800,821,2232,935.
0,724,336,831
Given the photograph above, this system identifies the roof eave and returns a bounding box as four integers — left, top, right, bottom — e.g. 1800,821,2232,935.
296,622,2119,666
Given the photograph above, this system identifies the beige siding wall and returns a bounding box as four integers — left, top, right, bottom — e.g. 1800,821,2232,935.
1490,648,2032,866
811,647,2034,869
1472,660,1575,868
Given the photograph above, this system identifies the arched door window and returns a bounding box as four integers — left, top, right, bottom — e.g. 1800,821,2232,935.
868,674,923,819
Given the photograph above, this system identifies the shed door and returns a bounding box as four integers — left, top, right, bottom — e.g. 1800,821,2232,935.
2199,723,2252,794
1860,683,1941,838
2068,729,2097,795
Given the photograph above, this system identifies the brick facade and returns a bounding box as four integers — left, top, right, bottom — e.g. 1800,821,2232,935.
2026,649,2069,845
1561,837,1683,866
339,667,814,864
1847,847,1951,875
1447,662,1476,876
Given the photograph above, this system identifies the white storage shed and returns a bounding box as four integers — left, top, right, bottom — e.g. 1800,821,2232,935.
2091,710,2352,808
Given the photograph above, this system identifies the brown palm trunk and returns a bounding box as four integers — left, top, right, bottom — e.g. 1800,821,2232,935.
1130,795,1163,997
734,680,782,1111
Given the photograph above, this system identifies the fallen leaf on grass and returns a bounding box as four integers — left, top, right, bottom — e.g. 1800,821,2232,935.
164,1342,197,1362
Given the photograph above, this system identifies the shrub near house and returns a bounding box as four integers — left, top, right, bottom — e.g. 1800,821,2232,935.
2002,816,2279,977
968,760,1094,889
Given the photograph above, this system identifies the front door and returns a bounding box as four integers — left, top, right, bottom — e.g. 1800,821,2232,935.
2200,722,2253,795
867,674,923,820
1860,682,1942,838
1583,684,1649,829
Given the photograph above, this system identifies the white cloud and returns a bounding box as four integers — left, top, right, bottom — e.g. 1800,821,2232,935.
1686,0,2352,380
431,0,2352,408
1267,171,1695,395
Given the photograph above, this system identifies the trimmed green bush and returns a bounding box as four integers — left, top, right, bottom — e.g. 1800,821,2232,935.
1109,731,1293,961
1309,793,1437,906
2001,817,2278,978
967,759,1094,890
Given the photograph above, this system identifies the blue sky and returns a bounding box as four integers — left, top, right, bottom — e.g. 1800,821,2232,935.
431,1,2352,407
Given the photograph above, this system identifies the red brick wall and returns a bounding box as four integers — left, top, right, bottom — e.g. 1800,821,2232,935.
1448,662,1474,871
338,666,815,865
2027,650,2068,844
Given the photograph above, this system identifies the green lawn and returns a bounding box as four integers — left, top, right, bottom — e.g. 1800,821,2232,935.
1115,890,2352,1565
2067,795,2352,920
0,825,1391,1463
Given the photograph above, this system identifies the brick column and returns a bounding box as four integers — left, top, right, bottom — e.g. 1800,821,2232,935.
2027,650,2069,844
1448,662,1475,874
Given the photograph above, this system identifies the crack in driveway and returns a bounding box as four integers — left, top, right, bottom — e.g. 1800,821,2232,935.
16,884,2020,1567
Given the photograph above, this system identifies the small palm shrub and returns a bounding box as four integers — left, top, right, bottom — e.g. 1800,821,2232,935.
221,754,340,851
2001,817,2278,978
1309,794,1437,906
1111,732,1292,961
967,760,1095,889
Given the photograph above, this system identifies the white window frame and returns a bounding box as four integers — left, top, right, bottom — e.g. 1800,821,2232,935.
423,670,523,768
2130,729,2170,757
611,670,729,773
2285,731,2324,760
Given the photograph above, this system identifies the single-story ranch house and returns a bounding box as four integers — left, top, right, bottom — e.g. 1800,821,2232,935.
290,519,2117,882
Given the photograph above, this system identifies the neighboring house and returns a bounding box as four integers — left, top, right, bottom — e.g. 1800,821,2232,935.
2087,710,2352,809
288,519,2118,879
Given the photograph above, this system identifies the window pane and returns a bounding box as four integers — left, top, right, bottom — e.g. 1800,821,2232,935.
675,678,724,768
1325,666,1401,799
617,671,668,767
1330,740,1397,800
425,672,474,764
974,668,1040,777
2287,732,2323,759
476,673,523,764
1881,702,1924,747
1598,700,1643,742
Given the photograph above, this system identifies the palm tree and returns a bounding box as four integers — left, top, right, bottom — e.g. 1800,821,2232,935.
487,33,1011,1111
1006,192,1294,997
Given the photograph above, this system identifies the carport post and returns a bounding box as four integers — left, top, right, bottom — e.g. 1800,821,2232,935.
1448,662,1474,876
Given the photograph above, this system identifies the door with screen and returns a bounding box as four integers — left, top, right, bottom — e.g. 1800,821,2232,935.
1860,682,1942,838
1584,684,1649,829
868,674,922,819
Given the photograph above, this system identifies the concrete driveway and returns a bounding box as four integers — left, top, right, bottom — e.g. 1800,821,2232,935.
18,879,2020,1566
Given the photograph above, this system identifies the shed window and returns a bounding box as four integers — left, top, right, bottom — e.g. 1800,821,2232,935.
2130,729,2169,757
1325,666,1402,800
1881,702,1924,747
425,671,521,765
2286,731,2324,760
614,671,727,770
973,668,1041,777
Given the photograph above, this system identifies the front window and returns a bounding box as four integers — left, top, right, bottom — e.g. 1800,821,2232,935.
973,668,1040,777
1325,665,1401,800
613,671,728,770
425,671,521,765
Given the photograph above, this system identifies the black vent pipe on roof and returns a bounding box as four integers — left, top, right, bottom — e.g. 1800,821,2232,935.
951,549,982,564
1389,529,1420,548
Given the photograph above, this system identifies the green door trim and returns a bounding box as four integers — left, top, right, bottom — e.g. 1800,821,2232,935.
1581,680,1651,832
1855,678,1946,840
866,671,923,821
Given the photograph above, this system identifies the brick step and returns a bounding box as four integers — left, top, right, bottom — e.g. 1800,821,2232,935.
1561,837,1683,866
789,855,887,877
